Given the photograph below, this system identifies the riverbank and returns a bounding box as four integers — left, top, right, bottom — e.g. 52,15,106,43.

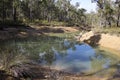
78,31,120,56
0,25,79,40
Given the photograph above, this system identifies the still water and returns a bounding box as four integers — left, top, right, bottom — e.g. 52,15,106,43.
0,36,120,75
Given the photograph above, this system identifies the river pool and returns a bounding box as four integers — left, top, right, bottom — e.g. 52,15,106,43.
0,35,120,76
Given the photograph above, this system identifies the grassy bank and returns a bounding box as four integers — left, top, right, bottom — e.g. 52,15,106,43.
93,27,120,36
29,20,67,26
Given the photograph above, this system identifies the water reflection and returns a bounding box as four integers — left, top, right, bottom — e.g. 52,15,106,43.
0,36,120,74
40,43,96,73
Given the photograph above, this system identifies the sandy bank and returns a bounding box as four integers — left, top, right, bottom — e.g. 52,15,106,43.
79,31,120,53
99,34,120,51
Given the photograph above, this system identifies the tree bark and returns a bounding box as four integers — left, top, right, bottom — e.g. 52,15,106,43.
29,8,32,21
13,6,17,22
116,13,120,27
2,0,5,23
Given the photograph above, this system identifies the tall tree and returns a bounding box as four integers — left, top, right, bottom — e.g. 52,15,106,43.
12,0,19,22
115,0,120,27
0,0,87,27
92,0,115,27
104,0,114,27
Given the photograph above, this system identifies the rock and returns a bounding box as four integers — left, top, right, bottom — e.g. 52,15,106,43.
79,31,94,42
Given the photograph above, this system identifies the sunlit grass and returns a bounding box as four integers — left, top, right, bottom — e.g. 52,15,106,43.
48,31,80,39
93,27,120,36
30,20,67,26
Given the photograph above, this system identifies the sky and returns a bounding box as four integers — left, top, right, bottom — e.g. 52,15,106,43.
71,0,97,13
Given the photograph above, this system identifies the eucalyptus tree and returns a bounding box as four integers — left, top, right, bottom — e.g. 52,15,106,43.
45,0,56,22
86,11,99,27
0,0,6,22
55,0,71,22
0,0,4,22
78,8,87,25
27,0,35,21
0,0,12,22
12,0,21,22
92,0,115,27
20,0,45,21
0,0,21,23
104,0,114,27
115,0,120,27
55,0,87,26
69,7,87,26
0,0,87,26
92,0,106,27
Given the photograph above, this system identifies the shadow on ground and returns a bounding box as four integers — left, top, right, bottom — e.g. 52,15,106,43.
0,25,66,41
84,34,101,47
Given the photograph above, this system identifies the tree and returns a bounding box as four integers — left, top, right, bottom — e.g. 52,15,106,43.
104,0,114,27
12,0,20,22
0,0,20,23
0,0,87,27
92,0,115,27
115,0,120,27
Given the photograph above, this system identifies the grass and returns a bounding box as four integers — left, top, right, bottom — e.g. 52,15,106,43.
93,27,120,36
0,46,29,70
30,20,67,26
47,31,80,39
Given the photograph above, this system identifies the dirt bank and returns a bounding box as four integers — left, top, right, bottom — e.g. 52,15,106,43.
0,26,79,40
78,31,120,53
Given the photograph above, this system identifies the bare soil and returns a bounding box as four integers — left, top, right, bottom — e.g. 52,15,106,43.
0,25,79,40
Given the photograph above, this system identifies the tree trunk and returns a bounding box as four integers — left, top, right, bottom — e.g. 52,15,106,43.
116,2,120,27
99,11,104,28
2,0,5,23
108,20,111,27
29,8,32,21
13,6,17,22
117,14,120,27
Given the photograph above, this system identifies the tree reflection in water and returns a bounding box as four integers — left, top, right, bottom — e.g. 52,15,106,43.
0,36,120,76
